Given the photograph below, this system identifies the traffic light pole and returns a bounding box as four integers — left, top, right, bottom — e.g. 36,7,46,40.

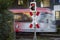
30,1,37,40
33,0,37,40
33,12,37,40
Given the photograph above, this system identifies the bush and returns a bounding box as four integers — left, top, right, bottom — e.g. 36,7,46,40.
0,0,15,40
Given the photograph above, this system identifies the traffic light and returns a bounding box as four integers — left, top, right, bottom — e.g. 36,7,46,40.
30,2,36,12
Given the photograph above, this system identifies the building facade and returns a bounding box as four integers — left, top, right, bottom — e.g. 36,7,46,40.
53,0,60,34
54,0,60,24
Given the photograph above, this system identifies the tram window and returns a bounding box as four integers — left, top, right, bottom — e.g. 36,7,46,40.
14,13,32,22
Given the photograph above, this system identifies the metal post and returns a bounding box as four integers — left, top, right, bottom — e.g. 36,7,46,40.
33,12,37,40
33,0,37,40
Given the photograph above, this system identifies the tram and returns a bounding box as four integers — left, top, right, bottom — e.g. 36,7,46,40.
9,7,56,32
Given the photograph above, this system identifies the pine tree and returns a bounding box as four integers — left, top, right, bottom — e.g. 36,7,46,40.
0,0,15,40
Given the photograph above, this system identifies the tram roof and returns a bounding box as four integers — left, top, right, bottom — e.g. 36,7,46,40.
9,7,52,13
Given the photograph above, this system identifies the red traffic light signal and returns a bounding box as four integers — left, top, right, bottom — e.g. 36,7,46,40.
31,3,35,6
